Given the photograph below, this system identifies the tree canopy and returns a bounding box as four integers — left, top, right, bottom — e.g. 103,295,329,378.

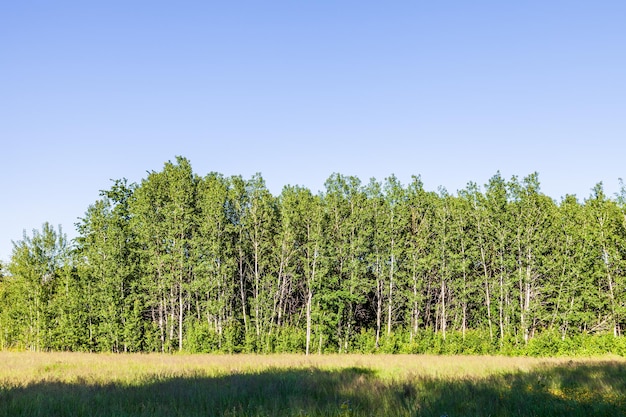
2,157,625,355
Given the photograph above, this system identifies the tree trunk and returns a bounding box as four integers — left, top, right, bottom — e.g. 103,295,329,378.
178,278,183,351
480,246,494,342
376,277,382,348
440,278,446,340
238,253,248,335
305,289,313,355
387,251,395,336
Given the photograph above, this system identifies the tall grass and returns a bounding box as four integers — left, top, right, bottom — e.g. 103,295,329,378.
1,352,625,416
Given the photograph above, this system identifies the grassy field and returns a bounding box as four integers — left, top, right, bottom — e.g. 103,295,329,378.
1,352,625,416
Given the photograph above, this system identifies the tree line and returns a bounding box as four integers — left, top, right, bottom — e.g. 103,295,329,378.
1,156,625,355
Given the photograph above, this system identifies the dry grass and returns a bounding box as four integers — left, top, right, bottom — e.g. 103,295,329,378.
0,351,601,382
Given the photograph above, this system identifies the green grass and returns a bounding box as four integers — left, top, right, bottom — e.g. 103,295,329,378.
0,353,625,416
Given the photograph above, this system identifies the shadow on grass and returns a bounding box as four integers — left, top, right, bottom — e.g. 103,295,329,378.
417,361,626,417
0,361,625,416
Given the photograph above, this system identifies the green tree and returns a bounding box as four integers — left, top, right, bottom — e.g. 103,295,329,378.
450,188,480,339
585,183,626,336
130,157,198,352
508,173,559,343
551,195,595,338
6,157,626,355
482,173,513,345
192,172,237,351
404,176,436,341
322,174,372,352
227,175,252,347
245,173,279,351
5,223,69,350
45,257,89,351
76,179,140,352
378,176,409,343
273,185,324,353
300,191,327,355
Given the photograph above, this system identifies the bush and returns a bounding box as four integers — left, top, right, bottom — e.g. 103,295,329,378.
274,327,306,353
461,329,496,355
525,330,561,356
379,331,402,354
223,319,244,353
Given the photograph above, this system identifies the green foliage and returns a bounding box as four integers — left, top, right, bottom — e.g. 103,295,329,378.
273,327,306,353
1,223,70,351
352,328,377,353
2,157,626,356
184,319,220,353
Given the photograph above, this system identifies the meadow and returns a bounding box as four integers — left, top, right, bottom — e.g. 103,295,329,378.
1,352,625,417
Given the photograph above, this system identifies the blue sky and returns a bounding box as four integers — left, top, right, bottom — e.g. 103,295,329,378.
2,1,625,262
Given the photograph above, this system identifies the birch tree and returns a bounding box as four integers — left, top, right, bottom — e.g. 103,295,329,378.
131,157,197,351
193,172,236,349
6,223,69,350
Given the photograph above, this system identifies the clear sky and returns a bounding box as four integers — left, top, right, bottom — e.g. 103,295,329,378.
2,1,625,262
